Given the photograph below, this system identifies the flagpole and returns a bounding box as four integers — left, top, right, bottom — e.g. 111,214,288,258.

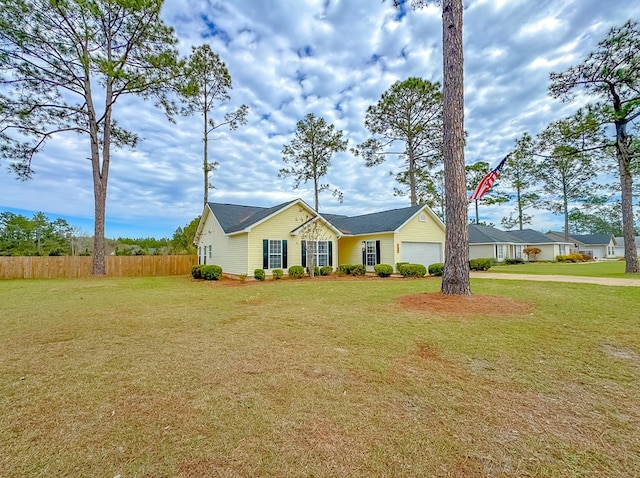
475,199,479,224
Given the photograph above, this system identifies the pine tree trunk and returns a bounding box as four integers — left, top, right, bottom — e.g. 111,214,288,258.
563,189,569,242
93,179,107,276
91,131,108,276
203,107,209,205
408,143,417,206
517,186,523,230
441,0,470,295
87,77,108,276
314,176,320,211
618,137,639,273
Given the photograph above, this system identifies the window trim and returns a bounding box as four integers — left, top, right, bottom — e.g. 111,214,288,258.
302,240,332,268
513,245,523,259
269,239,283,269
362,240,380,267
263,239,288,269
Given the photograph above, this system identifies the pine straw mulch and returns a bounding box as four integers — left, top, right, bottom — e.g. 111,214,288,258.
397,291,534,317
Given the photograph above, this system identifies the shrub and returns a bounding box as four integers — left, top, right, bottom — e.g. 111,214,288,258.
428,263,444,276
400,263,426,277
523,247,541,261
288,265,305,279
200,265,222,280
254,268,265,281
411,263,427,277
272,268,284,280
504,257,524,265
350,264,367,276
191,265,204,279
337,264,353,275
469,258,492,271
396,262,409,273
557,253,588,263
570,253,588,262
319,266,333,276
312,266,320,277
374,263,393,277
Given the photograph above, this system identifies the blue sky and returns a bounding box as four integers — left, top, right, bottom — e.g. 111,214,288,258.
1,0,639,238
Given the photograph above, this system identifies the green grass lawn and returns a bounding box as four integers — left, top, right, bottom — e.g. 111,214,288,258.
490,260,633,278
1,275,639,477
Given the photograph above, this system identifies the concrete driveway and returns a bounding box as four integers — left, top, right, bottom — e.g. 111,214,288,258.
470,271,640,287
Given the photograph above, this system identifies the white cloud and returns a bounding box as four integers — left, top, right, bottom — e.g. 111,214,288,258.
1,0,639,238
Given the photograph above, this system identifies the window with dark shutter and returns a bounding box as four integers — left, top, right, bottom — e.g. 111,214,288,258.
364,240,377,266
282,240,288,268
301,240,307,267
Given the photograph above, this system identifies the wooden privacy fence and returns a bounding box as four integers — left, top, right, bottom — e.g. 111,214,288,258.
0,255,197,279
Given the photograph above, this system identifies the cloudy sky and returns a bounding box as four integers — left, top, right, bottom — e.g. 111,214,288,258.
1,0,639,238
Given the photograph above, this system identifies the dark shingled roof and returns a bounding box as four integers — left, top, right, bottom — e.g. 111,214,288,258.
208,201,435,236
615,236,640,247
571,234,614,245
208,200,297,234
324,204,426,235
546,232,615,245
468,224,514,243
545,231,570,242
469,224,557,244
506,229,556,244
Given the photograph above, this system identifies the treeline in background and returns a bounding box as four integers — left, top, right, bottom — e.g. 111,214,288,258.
0,212,199,257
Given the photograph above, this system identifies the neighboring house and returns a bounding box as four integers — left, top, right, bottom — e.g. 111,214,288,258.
194,199,446,276
614,236,640,257
469,224,572,262
546,232,617,259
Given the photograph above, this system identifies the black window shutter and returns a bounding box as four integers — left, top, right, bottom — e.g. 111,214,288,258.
263,240,268,269
362,241,366,265
328,241,333,266
301,240,307,267
376,240,381,264
282,240,288,268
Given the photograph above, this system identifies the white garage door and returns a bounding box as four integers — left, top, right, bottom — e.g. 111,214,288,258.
401,242,442,268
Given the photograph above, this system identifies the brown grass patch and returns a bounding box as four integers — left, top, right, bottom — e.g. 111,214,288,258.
398,292,533,316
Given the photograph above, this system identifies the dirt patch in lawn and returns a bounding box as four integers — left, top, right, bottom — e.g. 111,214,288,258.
398,292,533,317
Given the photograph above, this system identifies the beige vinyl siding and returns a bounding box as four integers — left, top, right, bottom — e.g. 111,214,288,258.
606,239,616,258
528,244,557,262
198,212,247,275
469,244,495,260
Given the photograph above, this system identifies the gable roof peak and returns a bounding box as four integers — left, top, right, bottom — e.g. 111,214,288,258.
208,199,305,234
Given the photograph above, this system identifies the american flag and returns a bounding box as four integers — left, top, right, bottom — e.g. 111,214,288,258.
469,155,509,201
